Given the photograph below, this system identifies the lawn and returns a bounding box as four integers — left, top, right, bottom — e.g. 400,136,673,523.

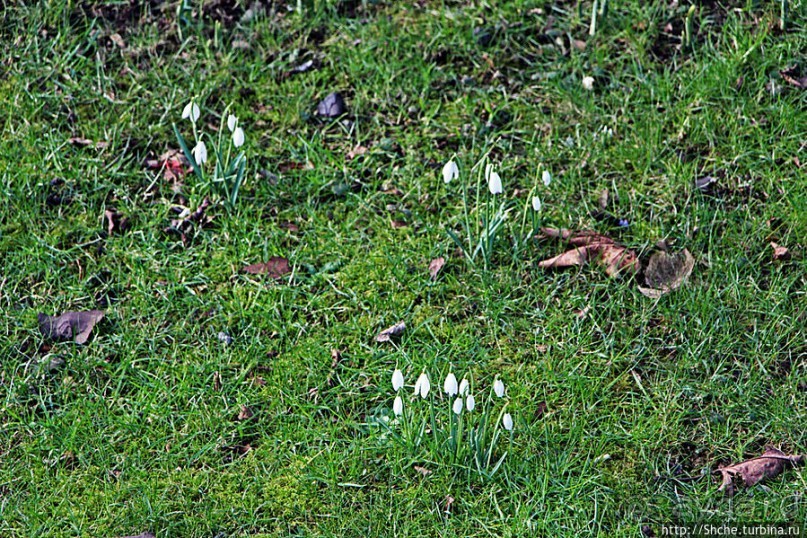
1,1,806,536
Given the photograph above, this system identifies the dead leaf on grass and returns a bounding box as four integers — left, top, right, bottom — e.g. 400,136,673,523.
638,249,694,298
780,66,807,89
316,92,347,117
376,321,405,343
414,465,432,477
119,533,155,538
237,405,254,421
391,220,407,229
108,33,126,48
241,256,291,278
770,242,791,261
165,198,212,245
444,494,455,514
38,310,104,344
428,257,445,280
538,228,640,276
104,209,129,235
68,137,107,149
716,448,804,496
347,145,368,159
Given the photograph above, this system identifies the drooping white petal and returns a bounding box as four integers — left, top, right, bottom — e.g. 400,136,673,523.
392,369,404,392
233,127,245,148
444,373,458,396
485,163,494,181
465,393,475,412
503,413,513,431
452,397,463,415
227,114,237,132
182,102,193,120
458,378,469,396
582,76,595,91
415,372,430,399
192,141,207,165
532,196,542,212
488,171,503,195
493,378,505,398
393,395,403,416
542,170,552,186
442,160,459,183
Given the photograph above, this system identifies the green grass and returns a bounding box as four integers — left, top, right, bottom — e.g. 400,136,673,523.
1,0,806,536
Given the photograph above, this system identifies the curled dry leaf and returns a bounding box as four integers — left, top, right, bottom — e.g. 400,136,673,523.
428,257,446,280
780,66,807,89
770,242,790,261
242,256,292,279
538,228,640,276
237,405,255,421
347,145,368,160
444,494,455,514
716,448,804,496
38,310,104,344
376,321,406,343
638,249,694,298
414,465,432,477
119,533,155,538
104,209,130,235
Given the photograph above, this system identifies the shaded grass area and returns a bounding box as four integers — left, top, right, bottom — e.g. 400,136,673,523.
1,1,806,536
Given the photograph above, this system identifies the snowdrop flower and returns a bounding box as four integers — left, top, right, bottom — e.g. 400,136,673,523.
582,76,595,91
465,393,475,412
393,395,403,416
542,170,552,186
503,413,513,431
392,369,404,392
532,196,542,212
442,160,459,183
444,373,458,397
458,378,469,396
493,378,505,398
182,101,200,123
233,127,245,148
414,372,430,399
192,141,207,165
452,397,463,415
488,170,503,195
227,114,238,132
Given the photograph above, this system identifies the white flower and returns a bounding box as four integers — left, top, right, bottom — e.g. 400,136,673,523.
532,196,542,212
488,171,503,195
465,393,475,412
444,373,458,396
485,163,494,180
493,378,505,398
503,413,513,431
233,127,245,148
393,395,403,416
192,141,207,165
582,76,595,91
452,397,463,415
458,378,469,396
182,101,200,123
442,160,459,183
542,170,552,186
414,372,430,399
392,369,404,392
227,114,237,132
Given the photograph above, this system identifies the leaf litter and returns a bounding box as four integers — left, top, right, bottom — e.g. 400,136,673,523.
241,256,291,279
428,257,446,280
376,321,406,343
38,310,104,344
716,448,804,496
638,249,695,298
538,228,640,277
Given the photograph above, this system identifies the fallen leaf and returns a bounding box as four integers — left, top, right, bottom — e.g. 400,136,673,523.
535,401,547,420
444,494,455,514
538,228,639,276
347,145,367,159
237,405,254,421
716,448,804,496
638,249,694,298
316,92,347,117
330,348,342,369
376,321,406,343
598,189,609,210
695,175,718,192
38,310,104,344
104,209,129,235
390,220,407,229
213,371,222,391
428,257,445,280
242,256,291,278
279,221,299,232
67,137,107,149
414,465,432,477
165,198,212,245
119,533,155,538
770,242,791,261
780,66,807,89
108,33,125,48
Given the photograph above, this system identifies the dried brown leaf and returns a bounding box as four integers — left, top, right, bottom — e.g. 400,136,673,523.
242,257,292,279
780,66,807,89
428,257,446,280
119,533,155,538
638,249,694,298
538,246,591,269
104,209,129,235
237,405,254,421
376,321,406,343
390,220,407,229
539,229,639,276
771,242,791,261
38,310,104,344
347,145,368,159
109,32,126,48
444,494,455,513
716,448,804,496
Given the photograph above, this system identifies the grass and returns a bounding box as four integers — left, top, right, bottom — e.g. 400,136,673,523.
1,0,806,536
